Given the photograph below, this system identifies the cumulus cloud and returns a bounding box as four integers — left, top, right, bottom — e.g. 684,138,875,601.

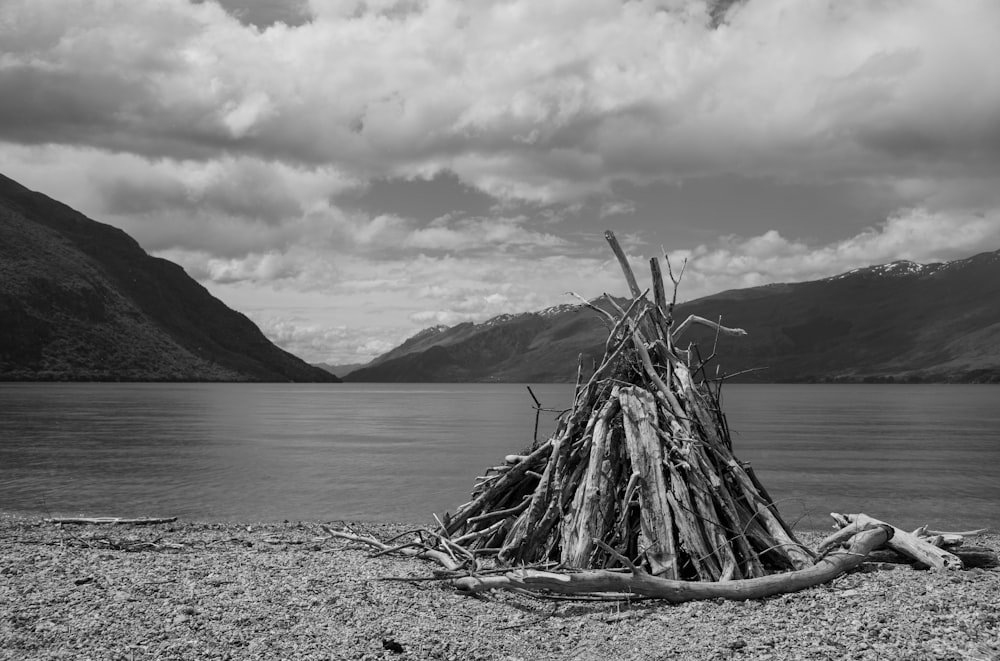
2,0,998,205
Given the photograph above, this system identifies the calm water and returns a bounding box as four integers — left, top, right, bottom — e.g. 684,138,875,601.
1,383,997,532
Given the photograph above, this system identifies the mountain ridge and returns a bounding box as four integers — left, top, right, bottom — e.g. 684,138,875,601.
0,173,338,382
344,250,1000,384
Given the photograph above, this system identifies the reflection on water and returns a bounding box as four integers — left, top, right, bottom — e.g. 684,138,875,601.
1,383,997,531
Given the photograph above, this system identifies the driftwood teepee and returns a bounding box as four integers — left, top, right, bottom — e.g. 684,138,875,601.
441,231,814,581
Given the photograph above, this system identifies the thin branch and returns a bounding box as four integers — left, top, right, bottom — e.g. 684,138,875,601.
594,538,641,575
708,366,770,383
566,291,616,325
662,248,687,321
672,315,747,342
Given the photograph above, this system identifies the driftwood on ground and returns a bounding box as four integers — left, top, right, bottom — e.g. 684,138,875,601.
44,517,178,526
827,513,964,570
450,525,892,601
829,515,997,569
327,514,992,603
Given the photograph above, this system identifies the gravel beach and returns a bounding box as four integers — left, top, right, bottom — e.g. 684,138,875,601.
2,514,998,660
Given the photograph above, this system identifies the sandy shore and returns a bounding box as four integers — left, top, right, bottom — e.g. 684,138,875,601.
2,514,998,660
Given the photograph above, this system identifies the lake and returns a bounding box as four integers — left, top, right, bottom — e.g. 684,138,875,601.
1,383,997,532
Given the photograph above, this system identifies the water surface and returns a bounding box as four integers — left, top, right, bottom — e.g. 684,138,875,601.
1,383,997,531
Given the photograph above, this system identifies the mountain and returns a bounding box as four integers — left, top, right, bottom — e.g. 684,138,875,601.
0,173,338,382
313,362,365,379
675,252,1000,383
344,251,1000,384
344,302,613,383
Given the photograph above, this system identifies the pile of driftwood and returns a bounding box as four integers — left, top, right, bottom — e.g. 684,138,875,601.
329,231,993,601
440,231,811,581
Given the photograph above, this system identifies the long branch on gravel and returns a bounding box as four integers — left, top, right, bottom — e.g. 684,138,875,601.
329,520,917,602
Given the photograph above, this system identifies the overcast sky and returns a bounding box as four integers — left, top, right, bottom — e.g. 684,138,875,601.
2,0,999,365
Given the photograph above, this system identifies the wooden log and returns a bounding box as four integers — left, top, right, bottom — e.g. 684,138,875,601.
454,526,892,602
45,517,177,526
619,386,679,578
649,257,668,314
664,454,724,581
831,513,963,570
950,546,998,569
921,527,989,537
817,523,862,555
560,395,621,567
862,546,998,569
646,258,673,349
605,230,642,298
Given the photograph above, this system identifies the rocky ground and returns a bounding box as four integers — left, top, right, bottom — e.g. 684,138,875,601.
1,514,998,660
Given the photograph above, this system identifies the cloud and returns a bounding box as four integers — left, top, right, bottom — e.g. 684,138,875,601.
249,315,401,366
0,143,359,256
2,0,997,208
668,207,1000,299
164,250,304,284
405,216,567,253
208,0,312,29
599,200,636,219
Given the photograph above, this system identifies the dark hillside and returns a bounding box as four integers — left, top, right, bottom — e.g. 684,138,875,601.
679,254,1000,382
0,173,338,382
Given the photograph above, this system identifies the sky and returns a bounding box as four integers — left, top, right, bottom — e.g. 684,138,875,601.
2,0,999,366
